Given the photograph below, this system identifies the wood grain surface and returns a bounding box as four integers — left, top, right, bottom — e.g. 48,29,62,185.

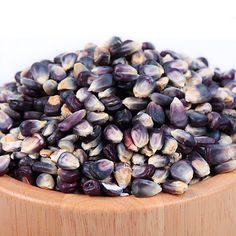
0,172,236,236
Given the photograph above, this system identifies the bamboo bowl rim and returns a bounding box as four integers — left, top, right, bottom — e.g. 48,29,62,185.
0,171,236,213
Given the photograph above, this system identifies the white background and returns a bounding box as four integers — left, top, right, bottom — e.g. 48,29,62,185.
0,0,236,83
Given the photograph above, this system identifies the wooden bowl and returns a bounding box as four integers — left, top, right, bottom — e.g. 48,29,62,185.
0,172,236,236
